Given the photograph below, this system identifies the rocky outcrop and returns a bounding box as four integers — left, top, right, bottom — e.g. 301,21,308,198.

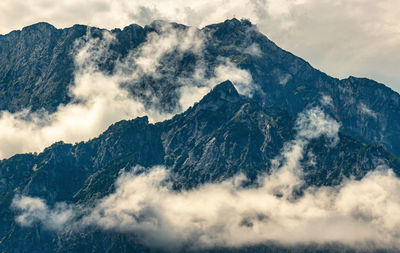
1,81,399,252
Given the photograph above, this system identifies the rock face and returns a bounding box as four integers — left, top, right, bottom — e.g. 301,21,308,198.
1,81,400,252
1,19,399,156
0,23,82,112
0,19,400,252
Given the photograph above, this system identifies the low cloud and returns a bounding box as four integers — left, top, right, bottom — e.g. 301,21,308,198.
243,43,262,57
79,167,400,250
12,107,400,251
11,195,74,231
13,168,400,250
358,103,378,119
320,95,334,109
0,23,253,159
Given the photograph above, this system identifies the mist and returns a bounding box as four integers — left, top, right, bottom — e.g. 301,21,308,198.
0,23,253,159
12,107,400,251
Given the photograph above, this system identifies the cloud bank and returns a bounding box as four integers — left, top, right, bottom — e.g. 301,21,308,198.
11,195,73,231
1,0,399,91
0,23,253,159
12,107,400,251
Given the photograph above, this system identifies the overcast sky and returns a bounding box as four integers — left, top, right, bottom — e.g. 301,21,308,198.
1,0,399,92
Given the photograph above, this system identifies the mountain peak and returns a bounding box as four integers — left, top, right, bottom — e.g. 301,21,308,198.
22,22,56,32
224,18,252,27
200,80,240,104
146,20,188,32
203,18,253,32
201,18,256,48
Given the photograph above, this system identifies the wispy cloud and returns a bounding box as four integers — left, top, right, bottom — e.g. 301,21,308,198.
12,107,400,251
0,23,253,158
11,195,73,231
358,102,378,119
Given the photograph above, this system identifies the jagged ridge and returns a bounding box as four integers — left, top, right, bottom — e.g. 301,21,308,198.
0,81,399,252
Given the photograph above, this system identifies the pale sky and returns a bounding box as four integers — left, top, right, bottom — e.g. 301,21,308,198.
1,0,399,92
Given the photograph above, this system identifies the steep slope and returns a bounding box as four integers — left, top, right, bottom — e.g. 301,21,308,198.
1,19,399,156
0,23,84,113
1,81,399,252
202,19,400,156
0,22,147,113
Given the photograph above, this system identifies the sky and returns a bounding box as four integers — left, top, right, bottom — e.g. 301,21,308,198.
0,0,399,92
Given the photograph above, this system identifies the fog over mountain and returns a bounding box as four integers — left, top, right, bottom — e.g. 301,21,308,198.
0,17,400,253
12,106,400,250
0,22,254,158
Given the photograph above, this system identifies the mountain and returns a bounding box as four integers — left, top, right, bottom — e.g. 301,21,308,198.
1,19,399,156
1,19,400,252
1,81,400,252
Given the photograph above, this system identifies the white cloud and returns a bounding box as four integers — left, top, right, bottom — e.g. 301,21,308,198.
14,167,400,250
0,23,253,159
15,108,400,251
358,103,378,119
11,195,74,231
213,59,255,97
243,43,262,57
278,73,292,86
78,167,400,250
320,95,334,108
0,31,154,159
295,107,340,141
